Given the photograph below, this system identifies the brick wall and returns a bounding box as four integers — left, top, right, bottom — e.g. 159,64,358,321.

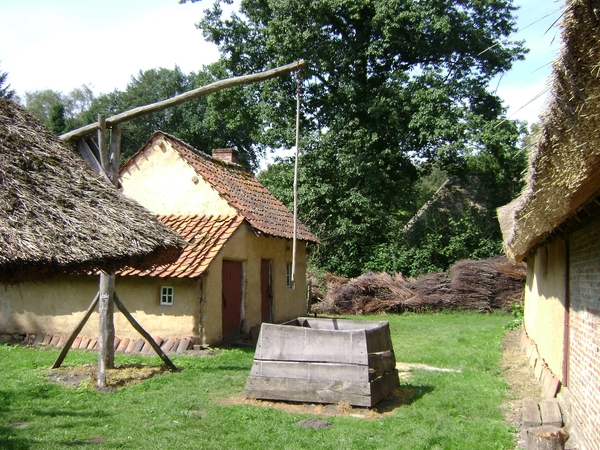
568,215,600,449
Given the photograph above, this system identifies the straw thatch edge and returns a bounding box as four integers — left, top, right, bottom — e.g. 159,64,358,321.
498,0,600,262
0,99,186,284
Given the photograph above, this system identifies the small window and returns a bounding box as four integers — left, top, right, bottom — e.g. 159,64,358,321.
160,286,174,305
286,263,293,289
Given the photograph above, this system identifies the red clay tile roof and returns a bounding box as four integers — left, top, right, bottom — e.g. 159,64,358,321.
124,132,318,243
119,215,243,278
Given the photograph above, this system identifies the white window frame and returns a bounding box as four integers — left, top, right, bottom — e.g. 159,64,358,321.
160,286,174,306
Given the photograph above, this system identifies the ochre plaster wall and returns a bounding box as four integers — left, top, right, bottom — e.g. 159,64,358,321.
524,238,567,380
0,275,201,341
201,224,308,345
120,137,235,216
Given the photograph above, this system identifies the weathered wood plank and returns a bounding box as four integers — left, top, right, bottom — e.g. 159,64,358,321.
245,376,373,407
249,360,369,383
365,323,394,354
369,370,400,406
255,323,368,364
368,351,396,377
523,398,542,428
539,400,562,427
297,317,387,332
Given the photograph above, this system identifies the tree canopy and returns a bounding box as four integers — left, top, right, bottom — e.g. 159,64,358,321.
189,0,528,276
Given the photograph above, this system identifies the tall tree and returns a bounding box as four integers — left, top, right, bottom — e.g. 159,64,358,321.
188,0,527,276
47,103,67,135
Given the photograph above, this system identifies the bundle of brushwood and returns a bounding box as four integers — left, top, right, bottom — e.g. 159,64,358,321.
312,257,525,315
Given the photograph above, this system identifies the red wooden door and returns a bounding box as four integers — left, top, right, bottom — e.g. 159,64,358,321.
261,259,273,323
222,261,243,340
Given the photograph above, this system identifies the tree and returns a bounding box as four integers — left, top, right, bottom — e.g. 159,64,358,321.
48,103,67,135
0,63,15,100
23,85,94,133
189,0,527,276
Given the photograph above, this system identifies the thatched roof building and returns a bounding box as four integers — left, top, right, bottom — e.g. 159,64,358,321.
497,1,600,262
0,99,186,284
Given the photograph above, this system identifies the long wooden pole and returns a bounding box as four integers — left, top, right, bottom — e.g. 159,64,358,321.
97,114,117,388
291,71,301,289
97,272,115,387
60,60,307,142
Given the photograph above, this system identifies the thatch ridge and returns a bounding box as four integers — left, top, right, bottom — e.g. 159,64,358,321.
498,0,600,262
0,99,186,284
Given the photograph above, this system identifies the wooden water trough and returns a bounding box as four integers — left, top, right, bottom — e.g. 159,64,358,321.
244,317,400,407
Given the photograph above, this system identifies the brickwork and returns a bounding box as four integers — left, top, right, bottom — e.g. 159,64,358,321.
568,216,600,449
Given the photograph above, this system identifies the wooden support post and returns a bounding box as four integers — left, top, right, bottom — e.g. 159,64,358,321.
97,272,115,387
97,114,108,171
51,293,99,369
108,123,121,186
113,293,178,372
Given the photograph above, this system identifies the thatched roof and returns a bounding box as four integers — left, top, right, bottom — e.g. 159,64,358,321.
497,0,600,262
0,99,186,284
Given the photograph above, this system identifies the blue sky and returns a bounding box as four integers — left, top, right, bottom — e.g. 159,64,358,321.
1,0,563,127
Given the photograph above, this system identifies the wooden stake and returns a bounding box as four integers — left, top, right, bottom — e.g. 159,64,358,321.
113,293,178,372
60,60,308,142
51,293,99,369
97,272,115,387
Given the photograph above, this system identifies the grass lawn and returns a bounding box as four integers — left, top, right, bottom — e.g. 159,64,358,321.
0,312,516,449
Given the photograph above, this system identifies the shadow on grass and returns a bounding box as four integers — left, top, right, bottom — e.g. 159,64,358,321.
0,387,111,450
373,384,435,413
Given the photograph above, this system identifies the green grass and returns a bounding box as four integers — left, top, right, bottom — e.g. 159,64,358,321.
0,312,516,449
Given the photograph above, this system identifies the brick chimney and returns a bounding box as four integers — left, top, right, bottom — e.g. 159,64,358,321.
212,147,238,164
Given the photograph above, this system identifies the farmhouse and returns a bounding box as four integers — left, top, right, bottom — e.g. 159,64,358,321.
497,1,600,448
116,132,318,345
1,130,318,347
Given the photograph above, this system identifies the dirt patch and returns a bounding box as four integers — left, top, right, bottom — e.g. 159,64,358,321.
218,382,432,419
501,329,542,448
46,363,171,390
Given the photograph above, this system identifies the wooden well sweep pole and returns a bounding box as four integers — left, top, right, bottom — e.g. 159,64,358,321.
60,60,308,142
291,71,301,289
97,115,116,388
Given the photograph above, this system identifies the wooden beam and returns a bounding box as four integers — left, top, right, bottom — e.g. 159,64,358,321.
60,60,308,142
113,292,178,372
51,293,99,369
108,123,121,187
76,138,111,183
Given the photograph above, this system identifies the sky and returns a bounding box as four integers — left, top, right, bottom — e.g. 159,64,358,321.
1,0,564,133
